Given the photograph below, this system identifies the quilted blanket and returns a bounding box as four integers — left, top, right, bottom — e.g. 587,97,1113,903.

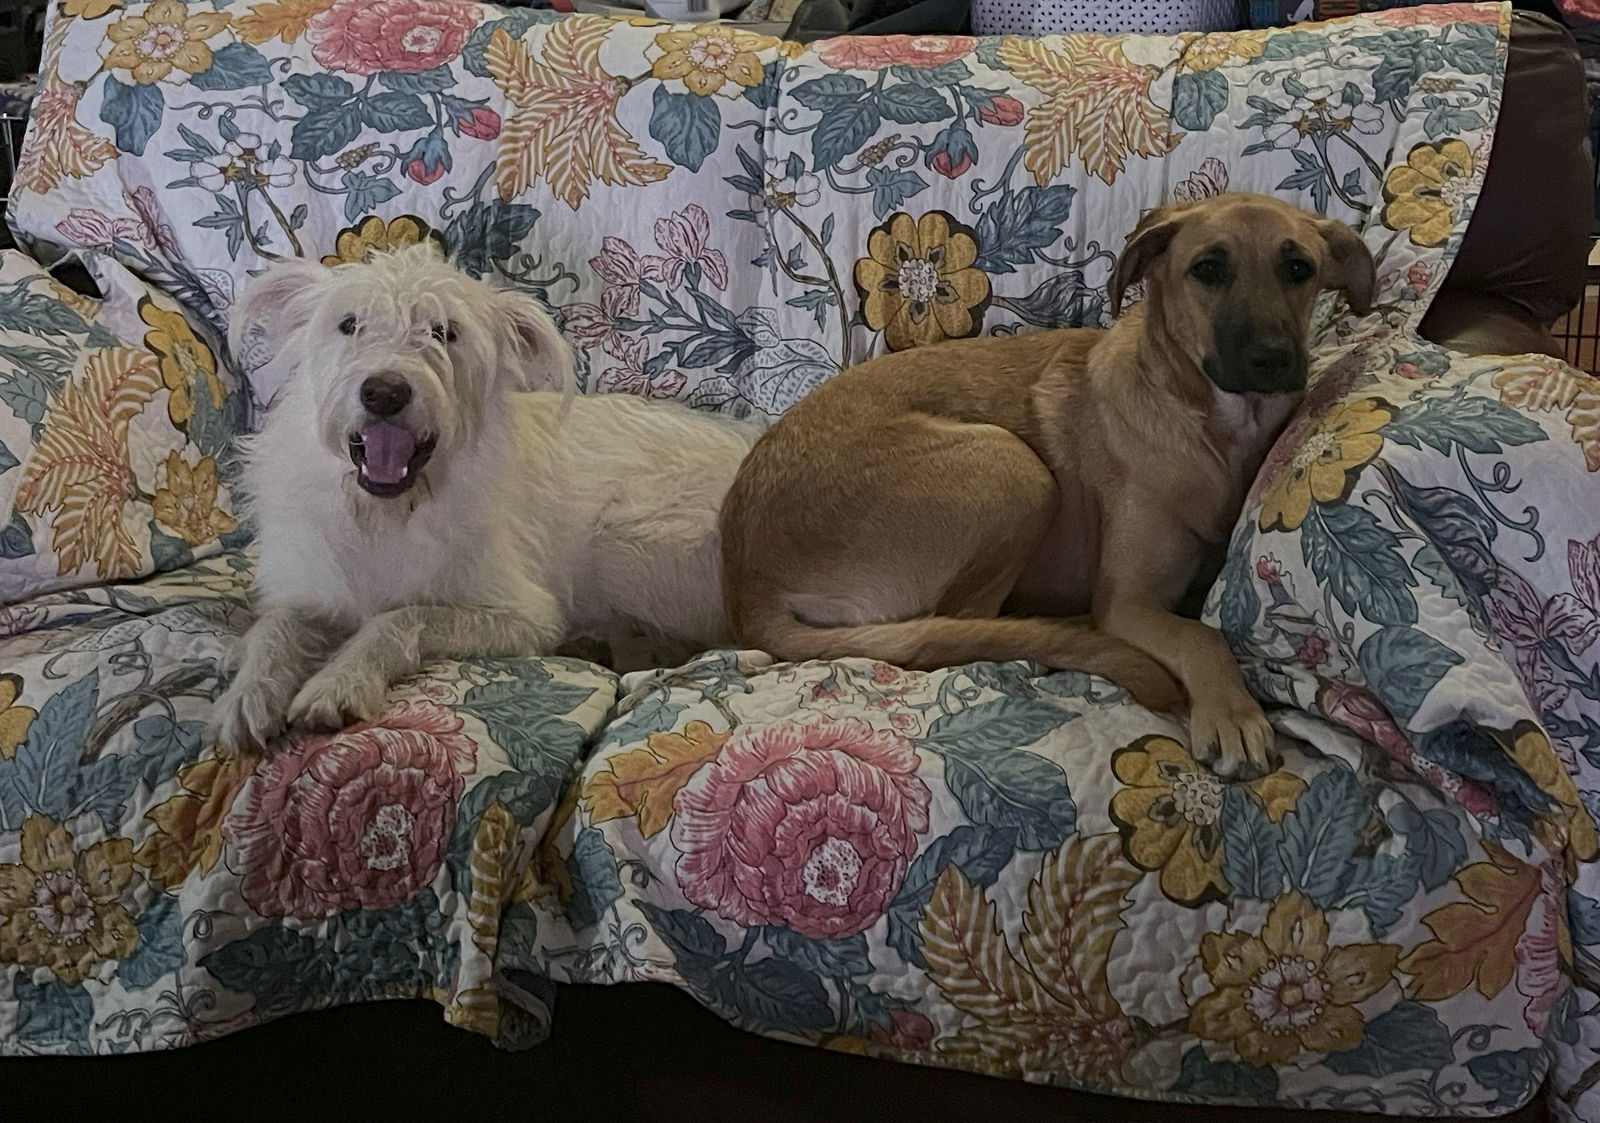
5,2,1600,1118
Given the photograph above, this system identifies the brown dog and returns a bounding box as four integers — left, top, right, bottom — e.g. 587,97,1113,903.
719,193,1375,775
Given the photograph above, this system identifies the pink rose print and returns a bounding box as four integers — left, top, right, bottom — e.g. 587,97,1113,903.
927,123,977,179
975,94,1023,127
1256,557,1285,585
818,34,975,70
672,717,932,939
309,0,478,76
1295,632,1329,670
456,106,501,140
230,700,477,919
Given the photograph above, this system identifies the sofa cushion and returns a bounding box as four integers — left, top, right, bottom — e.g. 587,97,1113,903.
0,250,247,604
0,553,617,1052
523,649,1570,1111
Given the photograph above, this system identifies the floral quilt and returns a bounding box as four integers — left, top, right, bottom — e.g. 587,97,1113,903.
6,1,1600,1118
0,555,618,1052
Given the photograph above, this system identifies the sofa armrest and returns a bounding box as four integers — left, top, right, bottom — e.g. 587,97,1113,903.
1438,11,1592,330
1419,290,1570,359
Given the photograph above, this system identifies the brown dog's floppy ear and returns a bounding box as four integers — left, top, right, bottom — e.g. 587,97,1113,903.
1315,219,1376,316
1109,204,1189,317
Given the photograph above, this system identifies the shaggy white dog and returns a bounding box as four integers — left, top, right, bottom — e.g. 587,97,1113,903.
215,242,760,752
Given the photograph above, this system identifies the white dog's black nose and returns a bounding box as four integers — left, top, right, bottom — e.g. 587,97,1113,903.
359,376,412,418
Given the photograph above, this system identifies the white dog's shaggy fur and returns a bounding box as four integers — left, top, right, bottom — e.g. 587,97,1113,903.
215,243,760,752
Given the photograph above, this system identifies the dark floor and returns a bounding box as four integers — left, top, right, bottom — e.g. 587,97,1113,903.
0,983,1548,1122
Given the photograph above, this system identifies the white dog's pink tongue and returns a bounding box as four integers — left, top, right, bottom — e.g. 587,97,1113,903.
360,423,416,484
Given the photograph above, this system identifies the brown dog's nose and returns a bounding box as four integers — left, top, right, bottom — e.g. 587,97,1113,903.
359,376,412,418
1245,343,1294,375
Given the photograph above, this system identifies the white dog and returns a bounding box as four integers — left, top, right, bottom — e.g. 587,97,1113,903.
215,242,760,752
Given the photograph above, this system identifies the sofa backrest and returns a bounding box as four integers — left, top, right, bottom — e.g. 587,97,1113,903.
10,3,1514,425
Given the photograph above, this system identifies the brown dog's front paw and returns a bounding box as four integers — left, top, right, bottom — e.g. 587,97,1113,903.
1188,696,1274,779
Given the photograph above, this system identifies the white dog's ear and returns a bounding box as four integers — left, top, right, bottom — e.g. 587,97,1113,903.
228,257,328,370
496,288,574,394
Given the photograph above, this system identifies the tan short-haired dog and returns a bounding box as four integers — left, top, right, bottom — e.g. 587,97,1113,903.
720,193,1375,776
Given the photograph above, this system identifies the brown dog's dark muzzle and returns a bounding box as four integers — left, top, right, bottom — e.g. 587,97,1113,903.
1205,317,1308,395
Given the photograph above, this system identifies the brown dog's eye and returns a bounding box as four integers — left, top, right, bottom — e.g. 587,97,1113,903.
1283,259,1315,284
1189,259,1226,287
431,322,457,344
338,315,358,336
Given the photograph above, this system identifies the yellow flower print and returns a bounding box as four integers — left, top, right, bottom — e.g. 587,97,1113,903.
1501,722,1599,866
320,214,439,266
1259,397,1391,532
650,26,770,98
1180,29,1267,71
139,298,225,429
62,0,123,20
1110,735,1304,907
1382,139,1474,249
0,674,38,760
0,816,140,985
236,0,335,47
104,0,231,85
854,211,991,352
153,452,236,547
1190,892,1401,1067
135,754,254,887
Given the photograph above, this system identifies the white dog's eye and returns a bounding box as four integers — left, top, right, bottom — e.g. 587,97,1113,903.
338,315,358,336
431,322,457,344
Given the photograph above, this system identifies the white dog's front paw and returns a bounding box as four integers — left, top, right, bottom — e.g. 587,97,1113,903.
1188,692,1275,780
214,677,292,754
287,664,389,732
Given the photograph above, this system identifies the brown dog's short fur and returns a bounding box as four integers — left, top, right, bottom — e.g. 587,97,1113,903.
720,193,1375,775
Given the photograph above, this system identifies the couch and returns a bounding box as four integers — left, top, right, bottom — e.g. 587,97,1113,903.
2,2,1598,1119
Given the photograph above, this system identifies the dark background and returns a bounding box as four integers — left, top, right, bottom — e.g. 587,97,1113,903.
0,984,1552,1121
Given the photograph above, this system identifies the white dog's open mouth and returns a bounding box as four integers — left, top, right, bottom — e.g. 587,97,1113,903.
347,423,437,497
